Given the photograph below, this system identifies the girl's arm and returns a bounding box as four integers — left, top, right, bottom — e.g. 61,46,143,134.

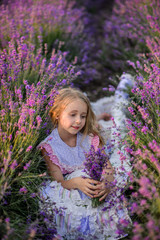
41,148,100,198
102,159,115,182
100,146,115,182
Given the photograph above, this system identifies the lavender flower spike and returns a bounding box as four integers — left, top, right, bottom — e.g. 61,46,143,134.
83,145,109,207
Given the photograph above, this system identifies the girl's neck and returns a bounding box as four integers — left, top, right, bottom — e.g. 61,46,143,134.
57,127,77,147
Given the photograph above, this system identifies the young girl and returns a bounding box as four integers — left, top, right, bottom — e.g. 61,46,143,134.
38,87,131,240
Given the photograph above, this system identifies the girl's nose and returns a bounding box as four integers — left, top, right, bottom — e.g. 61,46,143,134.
76,116,81,124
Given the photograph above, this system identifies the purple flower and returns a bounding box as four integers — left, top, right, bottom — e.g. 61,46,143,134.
5,217,10,223
23,161,31,170
26,145,32,152
108,85,115,92
83,146,109,207
84,146,108,181
19,187,28,194
10,160,18,170
30,193,36,198
141,126,149,134
36,115,42,128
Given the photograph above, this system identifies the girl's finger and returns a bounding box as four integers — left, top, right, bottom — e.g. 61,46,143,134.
84,189,98,198
88,179,100,185
87,188,98,195
85,192,93,198
88,183,101,190
94,190,105,198
99,193,108,201
99,189,111,201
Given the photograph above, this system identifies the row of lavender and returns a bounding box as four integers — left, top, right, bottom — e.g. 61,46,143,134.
111,1,160,239
0,0,160,239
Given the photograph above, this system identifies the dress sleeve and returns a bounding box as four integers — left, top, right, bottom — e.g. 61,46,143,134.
89,135,100,151
38,142,68,174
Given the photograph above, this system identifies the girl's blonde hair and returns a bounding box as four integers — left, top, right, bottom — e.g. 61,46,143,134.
49,87,105,145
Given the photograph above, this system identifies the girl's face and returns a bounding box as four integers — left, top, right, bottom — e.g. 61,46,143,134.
58,99,87,137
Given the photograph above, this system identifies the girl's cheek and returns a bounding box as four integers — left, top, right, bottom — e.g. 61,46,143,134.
83,121,86,126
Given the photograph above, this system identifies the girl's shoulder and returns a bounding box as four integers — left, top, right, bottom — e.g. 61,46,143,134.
81,133,99,151
89,134,100,151
37,128,57,149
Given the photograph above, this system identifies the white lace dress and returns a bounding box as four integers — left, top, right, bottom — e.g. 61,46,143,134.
38,74,134,240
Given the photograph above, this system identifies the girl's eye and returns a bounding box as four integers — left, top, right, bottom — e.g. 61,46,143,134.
81,115,86,119
71,114,76,117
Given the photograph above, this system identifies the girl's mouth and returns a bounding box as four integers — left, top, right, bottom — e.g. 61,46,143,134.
72,126,80,130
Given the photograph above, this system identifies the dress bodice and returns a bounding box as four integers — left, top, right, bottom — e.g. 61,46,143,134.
38,128,99,174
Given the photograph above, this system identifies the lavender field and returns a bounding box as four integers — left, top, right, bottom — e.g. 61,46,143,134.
0,0,160,239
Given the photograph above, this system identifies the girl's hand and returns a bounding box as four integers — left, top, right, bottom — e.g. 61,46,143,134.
93,181,111,201
75,177,100,198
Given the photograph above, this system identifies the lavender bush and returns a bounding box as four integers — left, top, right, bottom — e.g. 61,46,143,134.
101,0,159,77
0,0,85,62
126,58,160,239
99,1,160,238
121,2,160,237
0,34,79,238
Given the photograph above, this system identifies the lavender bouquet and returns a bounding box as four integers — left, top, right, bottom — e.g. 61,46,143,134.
84,146,109,207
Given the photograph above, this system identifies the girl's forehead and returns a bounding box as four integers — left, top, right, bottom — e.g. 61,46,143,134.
63,99,87,112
